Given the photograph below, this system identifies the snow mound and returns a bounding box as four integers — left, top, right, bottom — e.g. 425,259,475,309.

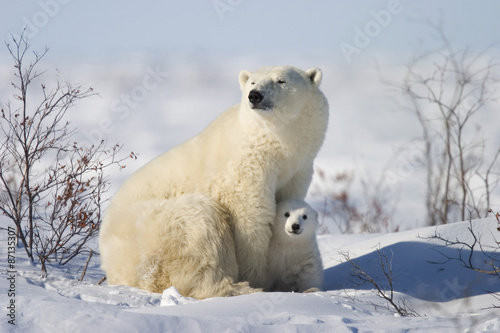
160,287,197,306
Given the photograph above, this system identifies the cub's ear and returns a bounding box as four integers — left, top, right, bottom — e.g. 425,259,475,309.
306,68,322,87
239,70,252,91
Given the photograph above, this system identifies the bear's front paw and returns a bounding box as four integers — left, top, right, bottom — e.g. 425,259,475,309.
226,281,263,297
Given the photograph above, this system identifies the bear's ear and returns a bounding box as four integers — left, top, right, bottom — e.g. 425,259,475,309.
239,70,252,91
306,68,322,87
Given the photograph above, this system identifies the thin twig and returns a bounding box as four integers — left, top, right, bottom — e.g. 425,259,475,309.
97,276,107,285
79,250,94,282
341,247,418,317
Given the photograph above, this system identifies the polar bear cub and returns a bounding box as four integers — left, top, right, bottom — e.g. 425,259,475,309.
267,199,323,292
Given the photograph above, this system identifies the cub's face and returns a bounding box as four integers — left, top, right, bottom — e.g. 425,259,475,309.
238,66,322,122
276,200,318,239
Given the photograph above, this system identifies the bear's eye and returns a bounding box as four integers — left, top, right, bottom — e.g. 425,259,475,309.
250,81,255,85
277,79,286,84
303,215,307,220
284,212,290,218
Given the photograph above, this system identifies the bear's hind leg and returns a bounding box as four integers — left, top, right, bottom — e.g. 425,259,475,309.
137,193,260,299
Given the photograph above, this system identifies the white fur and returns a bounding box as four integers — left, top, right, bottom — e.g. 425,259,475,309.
99,66,329,298
267,199,323,292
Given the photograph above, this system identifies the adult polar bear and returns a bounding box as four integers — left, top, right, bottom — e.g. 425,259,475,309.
99,66,329,299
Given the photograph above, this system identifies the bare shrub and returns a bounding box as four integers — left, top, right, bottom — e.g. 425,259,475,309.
340,247,418,317
313,168,398,234
396,21,500,225
425,209,500,278
423,209,500,309
0,31,136,277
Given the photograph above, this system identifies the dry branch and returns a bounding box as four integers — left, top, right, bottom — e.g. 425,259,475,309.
0,30,136,277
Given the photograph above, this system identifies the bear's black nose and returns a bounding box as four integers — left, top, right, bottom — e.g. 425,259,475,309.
248,90,263,105
291,223,300,231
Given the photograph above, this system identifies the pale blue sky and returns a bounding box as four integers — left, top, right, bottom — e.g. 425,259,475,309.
2,1,500,63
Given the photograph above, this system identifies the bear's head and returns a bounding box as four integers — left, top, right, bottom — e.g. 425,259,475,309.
275,199,319,241
238,66,325,127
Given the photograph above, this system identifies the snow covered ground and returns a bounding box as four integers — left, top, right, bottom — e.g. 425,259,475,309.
2,216,500,332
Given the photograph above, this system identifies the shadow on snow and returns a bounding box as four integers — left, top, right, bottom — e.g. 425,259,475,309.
323,241,500,302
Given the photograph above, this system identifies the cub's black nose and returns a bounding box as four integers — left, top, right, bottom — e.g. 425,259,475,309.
248,90,263,105
291,223,300,231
